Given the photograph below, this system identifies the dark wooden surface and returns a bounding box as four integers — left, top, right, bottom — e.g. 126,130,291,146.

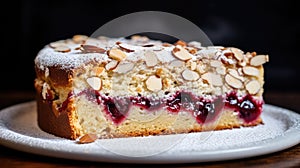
0,91,299,167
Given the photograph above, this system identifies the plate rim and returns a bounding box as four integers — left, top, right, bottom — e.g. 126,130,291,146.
0,101,299,164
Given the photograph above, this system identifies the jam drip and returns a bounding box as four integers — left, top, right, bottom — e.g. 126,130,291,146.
54,90,263,125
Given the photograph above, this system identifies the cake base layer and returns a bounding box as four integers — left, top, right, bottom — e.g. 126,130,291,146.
36,92,262,140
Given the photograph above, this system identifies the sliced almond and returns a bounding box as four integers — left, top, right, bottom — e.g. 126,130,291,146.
219,55,237,65
87,77,102,90
108,48,127,61
144,51,158,67
210,60,223,67
216,66,226,75
182,69,200,81
169,60,184,67
162,43,172,47
237,67,244,76
242,66,260,77
225,74,243,89
77,133,98,144
174,40,187,46
105,60,119,71
146,75,162,92
117,42,135,52
49,40,66,48
114,62,134,74
201,72,223,86
54,46,71,53
238,60,247,67
131,35,149,42
188,41,202,49
228,69,244,81
230,48,244,61
250,55,269,66
72,35,88,44
81,45,106,53
245,80,261,95
172,45,192,61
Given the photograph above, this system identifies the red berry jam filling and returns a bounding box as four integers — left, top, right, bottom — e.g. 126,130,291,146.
54,90,263,125
130,96,162,111
225,92,263,123
102,96,131,124
58,92,74,113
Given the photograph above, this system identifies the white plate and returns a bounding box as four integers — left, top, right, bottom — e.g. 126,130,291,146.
0,101,300,164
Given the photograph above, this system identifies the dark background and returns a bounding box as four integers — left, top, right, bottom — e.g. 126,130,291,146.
1,0,299,92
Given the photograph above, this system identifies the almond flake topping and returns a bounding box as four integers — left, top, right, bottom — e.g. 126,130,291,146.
201,72,223,86
105,60,119,71
182,69,200,81
144,51,158,67
245,80,261,95
242,66,260,77
49,40,66,48
86,77,102,90
169,60,184,67
250,55,269,66
146,75,162,92
228,69,245,81
114,62,134,74
117,42,135,52
174,40,187,46
108,48,127,61
225,74,243,89
54,46,71,53
210,60,223,67
81,45,106,53
230,47,244,61
172,45,193,61
72,35,88,44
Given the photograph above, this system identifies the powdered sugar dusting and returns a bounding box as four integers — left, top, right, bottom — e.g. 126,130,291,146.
34,37,195,70
35,46,109,70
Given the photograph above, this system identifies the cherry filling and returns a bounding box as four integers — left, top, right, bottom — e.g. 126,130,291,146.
194,96,224,124
102,97,131,124
225,92,263,122
239,95,263,122
54,90,263,125
130,96,162,110
226,92,239,109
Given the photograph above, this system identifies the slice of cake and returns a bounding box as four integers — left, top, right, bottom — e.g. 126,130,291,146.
34,35,269,140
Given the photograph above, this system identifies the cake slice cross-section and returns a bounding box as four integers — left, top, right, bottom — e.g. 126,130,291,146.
34,35,269,139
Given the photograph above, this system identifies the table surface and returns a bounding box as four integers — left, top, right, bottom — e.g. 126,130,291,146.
0,90,299,167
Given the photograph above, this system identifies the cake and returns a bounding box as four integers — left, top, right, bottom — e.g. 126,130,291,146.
34,35,269,140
